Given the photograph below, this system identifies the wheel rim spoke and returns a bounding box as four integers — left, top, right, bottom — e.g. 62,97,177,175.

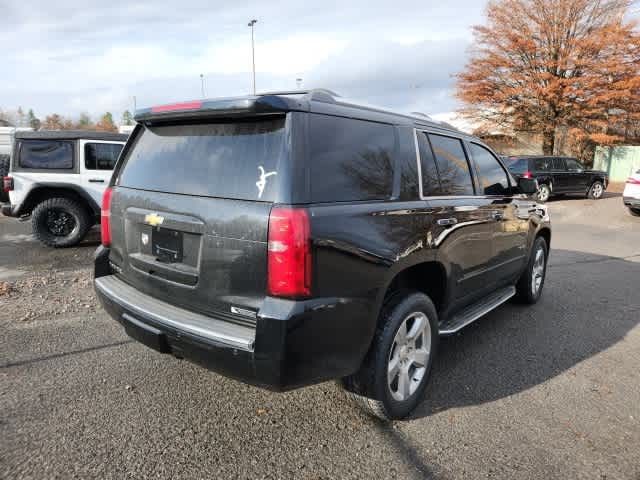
406,314,425,341
412,349,429,367
397,367,411,400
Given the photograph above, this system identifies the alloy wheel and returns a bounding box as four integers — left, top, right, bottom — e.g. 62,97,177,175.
531,247,545,296
537,185,550,202
592,183,603,198
387,312,431,402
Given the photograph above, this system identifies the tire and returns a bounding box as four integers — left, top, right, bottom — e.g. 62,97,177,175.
0,154,9,177
514,236,548,304
31,197,92,248
536,184,551,202
629,207,640,217
341,291,439,421
0,154,9,203
587,181,604,199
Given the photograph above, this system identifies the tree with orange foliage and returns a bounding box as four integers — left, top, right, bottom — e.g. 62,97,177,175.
456,0,640,155
95,112,117,132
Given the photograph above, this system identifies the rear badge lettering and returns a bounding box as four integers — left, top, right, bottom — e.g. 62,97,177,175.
256,166,277,199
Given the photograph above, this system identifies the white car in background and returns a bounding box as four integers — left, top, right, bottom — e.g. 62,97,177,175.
623,169,640,216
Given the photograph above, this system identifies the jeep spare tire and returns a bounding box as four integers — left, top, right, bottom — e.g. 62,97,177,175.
32,197,91,248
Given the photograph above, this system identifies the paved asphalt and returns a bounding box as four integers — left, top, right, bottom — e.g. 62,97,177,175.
1,195,639,480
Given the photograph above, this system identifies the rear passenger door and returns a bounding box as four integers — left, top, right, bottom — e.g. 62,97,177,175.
468,142,528,284
564,158,589,192
551,157,569,192
416,131,495,308
79,140,124,206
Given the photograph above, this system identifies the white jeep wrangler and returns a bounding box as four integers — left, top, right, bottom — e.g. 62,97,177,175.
2,130,128,247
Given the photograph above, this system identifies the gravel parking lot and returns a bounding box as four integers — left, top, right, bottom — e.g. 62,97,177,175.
1,195,639,480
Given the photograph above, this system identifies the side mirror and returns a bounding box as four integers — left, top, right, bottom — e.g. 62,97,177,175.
518,177,539,195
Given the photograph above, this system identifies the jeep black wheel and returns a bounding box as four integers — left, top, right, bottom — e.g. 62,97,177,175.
629,207,640,217
341,291,439,420
32,198,92,248
514,236,548,304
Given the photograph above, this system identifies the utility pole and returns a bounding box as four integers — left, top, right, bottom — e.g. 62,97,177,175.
200,74,205,98
248,19,258,95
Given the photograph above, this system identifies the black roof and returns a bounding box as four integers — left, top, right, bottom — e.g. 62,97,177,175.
14,130,129,142
135,89,468,138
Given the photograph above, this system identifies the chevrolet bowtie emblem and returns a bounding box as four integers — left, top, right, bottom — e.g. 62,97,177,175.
144,213,164,227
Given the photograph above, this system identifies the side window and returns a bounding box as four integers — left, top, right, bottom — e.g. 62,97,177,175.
85,143,123,170
552,158,566,170
534,158,552,171
309,114,395,202
469,143,510,196
19,140,73,169
427,134,474,196
416,132,442,196
565,158,583,171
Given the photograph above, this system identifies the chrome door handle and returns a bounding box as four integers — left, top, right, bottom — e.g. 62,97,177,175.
437,217,458,227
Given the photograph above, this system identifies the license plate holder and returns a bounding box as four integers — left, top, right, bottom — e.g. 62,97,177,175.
152,227,183,263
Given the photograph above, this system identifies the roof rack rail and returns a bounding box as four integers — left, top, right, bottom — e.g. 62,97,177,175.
410,112,433,120
257,88,340,103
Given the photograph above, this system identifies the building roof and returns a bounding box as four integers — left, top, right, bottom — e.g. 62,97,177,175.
14,130,129,142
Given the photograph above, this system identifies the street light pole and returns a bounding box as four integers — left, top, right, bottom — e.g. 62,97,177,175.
200,74,205,98
248,19,258,95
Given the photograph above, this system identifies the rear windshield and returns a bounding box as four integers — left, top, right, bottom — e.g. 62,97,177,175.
117,117,286,201
19,140,74,169
505,158,528,174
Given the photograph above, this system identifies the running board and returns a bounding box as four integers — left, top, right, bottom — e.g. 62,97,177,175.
438,286,516,335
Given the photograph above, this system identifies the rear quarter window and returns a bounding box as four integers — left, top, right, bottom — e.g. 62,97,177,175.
117,117,287,201
19,140,74,169
309,114,396,202
505,158,529,174
85,143,123,170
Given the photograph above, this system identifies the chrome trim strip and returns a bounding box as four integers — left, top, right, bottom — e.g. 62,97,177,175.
95,276,255,351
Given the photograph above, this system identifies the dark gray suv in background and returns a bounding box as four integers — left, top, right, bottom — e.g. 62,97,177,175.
94,90,550,420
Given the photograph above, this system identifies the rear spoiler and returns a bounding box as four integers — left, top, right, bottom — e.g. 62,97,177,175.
135,95,308,123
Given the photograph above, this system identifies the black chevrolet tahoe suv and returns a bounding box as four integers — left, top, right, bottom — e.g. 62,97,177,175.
504,155,608,202
94,90,550,420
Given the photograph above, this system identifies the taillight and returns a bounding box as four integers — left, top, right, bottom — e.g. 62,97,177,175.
101,187,113,247
626,177,640,185
3,176,13,192
522,171,533,179
267,207,311,298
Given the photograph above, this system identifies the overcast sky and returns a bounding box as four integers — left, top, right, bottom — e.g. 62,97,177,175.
1,1,489,122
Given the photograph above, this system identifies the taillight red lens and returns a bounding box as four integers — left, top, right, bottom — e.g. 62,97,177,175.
101,187,113,246
267,207,311,298
2,176,13,192
522,171,533,179
626,177,640,185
